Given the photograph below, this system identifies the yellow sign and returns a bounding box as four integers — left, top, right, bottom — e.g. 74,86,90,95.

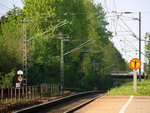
18,75,23,82
129,58,142,70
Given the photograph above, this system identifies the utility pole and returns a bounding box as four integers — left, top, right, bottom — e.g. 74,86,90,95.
21,19,69,86
57,36,95,91
22,19,27,86
58,33,64,91
58,33,70,91
139,12,141,81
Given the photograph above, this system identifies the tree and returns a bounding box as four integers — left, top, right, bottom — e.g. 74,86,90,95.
0,70,15,88
0,0,128,90
146,35,150,79
0,7,23,88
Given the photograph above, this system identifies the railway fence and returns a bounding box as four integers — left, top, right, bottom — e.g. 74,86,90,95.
0,84,61,104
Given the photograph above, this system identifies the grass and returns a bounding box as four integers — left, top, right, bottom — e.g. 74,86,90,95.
107,79,150,96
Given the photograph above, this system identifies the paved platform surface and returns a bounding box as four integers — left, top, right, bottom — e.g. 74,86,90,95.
75,95,150,113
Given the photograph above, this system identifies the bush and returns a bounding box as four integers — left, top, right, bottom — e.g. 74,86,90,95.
0,70,15,88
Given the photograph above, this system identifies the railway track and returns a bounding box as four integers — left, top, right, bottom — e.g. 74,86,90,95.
14,91,104,113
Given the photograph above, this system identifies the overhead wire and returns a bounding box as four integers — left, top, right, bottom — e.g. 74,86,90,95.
0,3,11,10
119,17,139,40
118,16,128,59
114,18,138,40
113,17,125,55
126,39,138,50
104,0,121,52
120,38,146,56
109,1,139,60
101,1,147,61
0,6,9,11
105,0,129,59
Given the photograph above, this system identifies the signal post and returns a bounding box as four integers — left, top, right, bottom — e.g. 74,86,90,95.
129,58,142,93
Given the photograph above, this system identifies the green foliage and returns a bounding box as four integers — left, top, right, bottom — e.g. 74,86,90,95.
102,41,129,73
0,7,23,74
146,35,150,79
108,79,150,96
0,1,128,91
0,7,23,88
0,70,15,88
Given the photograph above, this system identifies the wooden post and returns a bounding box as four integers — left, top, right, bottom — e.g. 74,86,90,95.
133,70,137,93
1,88,3,101
50,85,52,96
30,86,32,99
57,85,59,95
8,88,10,100
31,86,33,99
11,88,13,102
22,86,24,100
19,88,20,100
15,88,16,102
35,86,37,98
40,85,42,98
52,85,54,95
54,85,56,95
33,86,34,99
29,86,31,99
26,86,28,100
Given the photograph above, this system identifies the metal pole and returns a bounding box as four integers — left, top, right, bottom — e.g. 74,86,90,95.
22,20,68,86
93,60,96,90
59,33,64,91
23,19,27,86
139,12,141,81
133,70,137,93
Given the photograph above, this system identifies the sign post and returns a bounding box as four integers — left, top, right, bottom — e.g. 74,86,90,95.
17,70,23,86
129,58,142,93
133,70,137,92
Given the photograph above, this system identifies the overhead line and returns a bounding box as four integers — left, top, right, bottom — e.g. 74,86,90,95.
119,17,139,40
126,39,138,50
0,3,11,10
0,6,9,11
64,39,95,56
113,22,133,36
108,11,150,14
121,39,146,57
27,20,69,42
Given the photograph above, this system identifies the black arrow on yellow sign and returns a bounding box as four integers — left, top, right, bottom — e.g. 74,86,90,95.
133,60,137,68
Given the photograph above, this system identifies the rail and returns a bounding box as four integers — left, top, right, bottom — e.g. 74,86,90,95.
14,90,104,113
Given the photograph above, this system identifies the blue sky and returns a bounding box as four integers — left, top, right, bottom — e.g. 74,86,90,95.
1,0,150,71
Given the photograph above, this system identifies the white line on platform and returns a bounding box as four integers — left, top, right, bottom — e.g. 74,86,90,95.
119,95,134,113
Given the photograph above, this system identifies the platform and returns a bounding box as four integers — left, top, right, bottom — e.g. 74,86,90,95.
75,95,150,113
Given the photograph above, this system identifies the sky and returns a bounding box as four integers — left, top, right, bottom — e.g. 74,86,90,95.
0,0,23,15
0,0,150,71
94,0,150,72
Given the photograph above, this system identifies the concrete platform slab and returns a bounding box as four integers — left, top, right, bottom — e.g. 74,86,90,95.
75,95,150,113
